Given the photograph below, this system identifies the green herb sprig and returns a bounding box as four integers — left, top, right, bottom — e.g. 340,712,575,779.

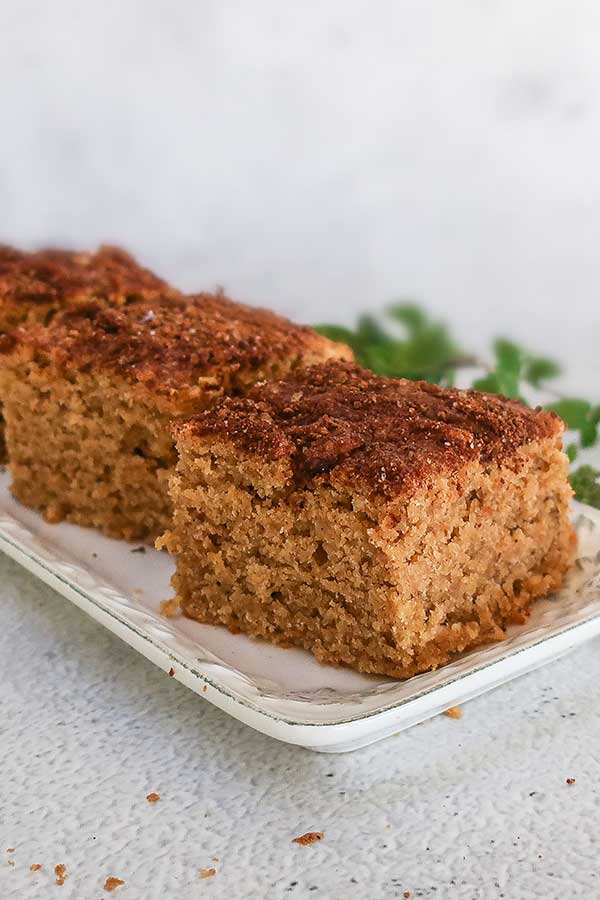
315,303,600,508
472,338,560,400
570,465,600,507
316,304,469,386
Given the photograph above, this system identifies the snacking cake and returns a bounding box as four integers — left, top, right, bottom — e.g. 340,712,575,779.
160,361,574,678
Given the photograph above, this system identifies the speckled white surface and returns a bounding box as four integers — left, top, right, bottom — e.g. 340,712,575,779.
1,548,600,899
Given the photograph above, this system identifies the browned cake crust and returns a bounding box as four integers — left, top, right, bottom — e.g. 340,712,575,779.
176,361,562,495
0,298,352,541
0,244,175,321
163,362,574,679
6,294,352,395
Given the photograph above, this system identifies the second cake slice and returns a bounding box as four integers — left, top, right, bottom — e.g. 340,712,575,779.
0,295,351,540
0,244,177,461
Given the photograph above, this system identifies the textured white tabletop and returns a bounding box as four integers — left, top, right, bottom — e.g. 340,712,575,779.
1,548,599,900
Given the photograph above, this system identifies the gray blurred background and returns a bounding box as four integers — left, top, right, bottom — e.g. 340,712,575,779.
1,1,599,384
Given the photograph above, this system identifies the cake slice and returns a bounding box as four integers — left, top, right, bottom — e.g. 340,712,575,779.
0,244,176,460
160,361,575,678
0,297,352,541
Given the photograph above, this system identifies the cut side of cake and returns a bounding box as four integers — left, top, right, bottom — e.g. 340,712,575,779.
0,297,352,541
0,244,177,460
160,361,575,678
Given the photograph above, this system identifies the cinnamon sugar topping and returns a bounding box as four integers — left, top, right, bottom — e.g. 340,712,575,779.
3,292,350,393
0,245,174,308
178,361,562,497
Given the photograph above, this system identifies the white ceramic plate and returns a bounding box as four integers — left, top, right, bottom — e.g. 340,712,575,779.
0,468,599,753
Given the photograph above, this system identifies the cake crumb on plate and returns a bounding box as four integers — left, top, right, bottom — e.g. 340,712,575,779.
159,599,180,618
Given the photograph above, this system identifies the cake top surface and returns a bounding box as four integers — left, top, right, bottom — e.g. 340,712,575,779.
0,244,175,312
5,293,351,392
178,361,563,497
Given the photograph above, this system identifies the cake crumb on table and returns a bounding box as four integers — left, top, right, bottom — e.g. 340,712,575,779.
292,832,324,846
168,667,175,677
404,892,411,898
7,859,14,866
30,864,42,871
103,876,125,891
6,848,15,853
55,864,67,886
199,868,217,878
444,706,463,719
159,599,180,618
566,777,576,785
146,792,160,803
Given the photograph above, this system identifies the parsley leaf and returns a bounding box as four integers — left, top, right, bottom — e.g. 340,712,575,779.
545,399,592,430
525,356,561,386
570,466,600,507
472,338,560,401
315,303,466,385
565,443,579,463
545,399,599,449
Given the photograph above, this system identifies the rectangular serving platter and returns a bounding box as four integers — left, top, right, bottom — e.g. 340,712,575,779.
1,467,599,753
